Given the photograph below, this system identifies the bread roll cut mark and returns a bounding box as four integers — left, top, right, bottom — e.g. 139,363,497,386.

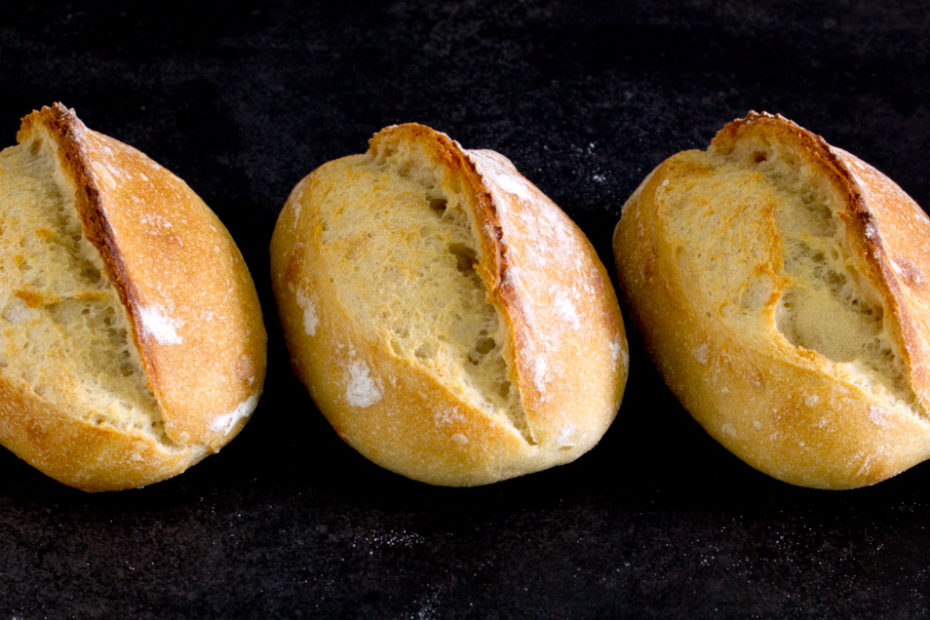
0,135,182,448
469,150,608,417
317,143,533,444
715,139,927,418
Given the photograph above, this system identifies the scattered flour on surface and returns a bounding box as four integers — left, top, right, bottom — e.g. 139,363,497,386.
295,289,319,336
434,407,465,427
467,149,538,204
210,393,259,435
609,339,622,364
139,212,174,231
554,291,581,330
137,304,183,344
867,406,891,429
557,422,577,448
854,450,873,476
533,356,550,393
346,359,381,407
692,342,709,365
365,529,426,549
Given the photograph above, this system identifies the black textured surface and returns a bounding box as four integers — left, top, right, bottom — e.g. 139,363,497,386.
2,1,930,617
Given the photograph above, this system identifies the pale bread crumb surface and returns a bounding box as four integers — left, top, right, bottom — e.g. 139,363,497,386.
0,135,166,439
659,133,923,417
314,143,529,437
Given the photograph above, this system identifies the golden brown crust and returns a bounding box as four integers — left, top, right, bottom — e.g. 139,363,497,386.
272,123,628,485
613,111,930,489
0,103,267,491
0,376,197,492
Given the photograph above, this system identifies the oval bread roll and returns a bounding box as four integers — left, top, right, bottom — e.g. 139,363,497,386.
0,103,266,491
271,123,628,486
614,111,930,489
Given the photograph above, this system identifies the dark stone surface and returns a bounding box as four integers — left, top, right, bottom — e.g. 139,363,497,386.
1,1,930,616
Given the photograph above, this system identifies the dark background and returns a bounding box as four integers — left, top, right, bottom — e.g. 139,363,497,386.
2,1,930,617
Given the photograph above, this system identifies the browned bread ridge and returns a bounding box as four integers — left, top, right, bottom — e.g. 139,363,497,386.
271,123,628,486
0,103,266,491
613,111,930,489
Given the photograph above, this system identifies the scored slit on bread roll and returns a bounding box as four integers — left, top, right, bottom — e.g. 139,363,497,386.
613,111,930,489
0,103,266,491
271,123,628,486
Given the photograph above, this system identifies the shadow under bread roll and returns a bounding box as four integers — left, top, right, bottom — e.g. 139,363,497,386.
0,103,266,491
271,123,628,486
614,111,930,489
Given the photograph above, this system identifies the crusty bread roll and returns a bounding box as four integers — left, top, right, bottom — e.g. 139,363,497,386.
271,123,627,486
0,103,266,491
614,111,930,489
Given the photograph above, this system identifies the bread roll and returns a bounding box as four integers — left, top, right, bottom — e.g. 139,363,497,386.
0,103,266,491
271,123,627,486
613,111,930,489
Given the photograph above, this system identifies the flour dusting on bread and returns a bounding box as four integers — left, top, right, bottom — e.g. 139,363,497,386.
345,359,381,408
295,288,319,336
210,394,259,435
137,303,183,344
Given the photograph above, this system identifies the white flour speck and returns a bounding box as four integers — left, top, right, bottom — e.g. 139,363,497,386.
434,407,465,426
554,291,581,330
867,406,891,429
137,304,183,344
609,339,623,364
466,149,537,204
210,394,259,435
346,360,381,407
533,356,550,392
692,343,709,365
295,289,319,336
